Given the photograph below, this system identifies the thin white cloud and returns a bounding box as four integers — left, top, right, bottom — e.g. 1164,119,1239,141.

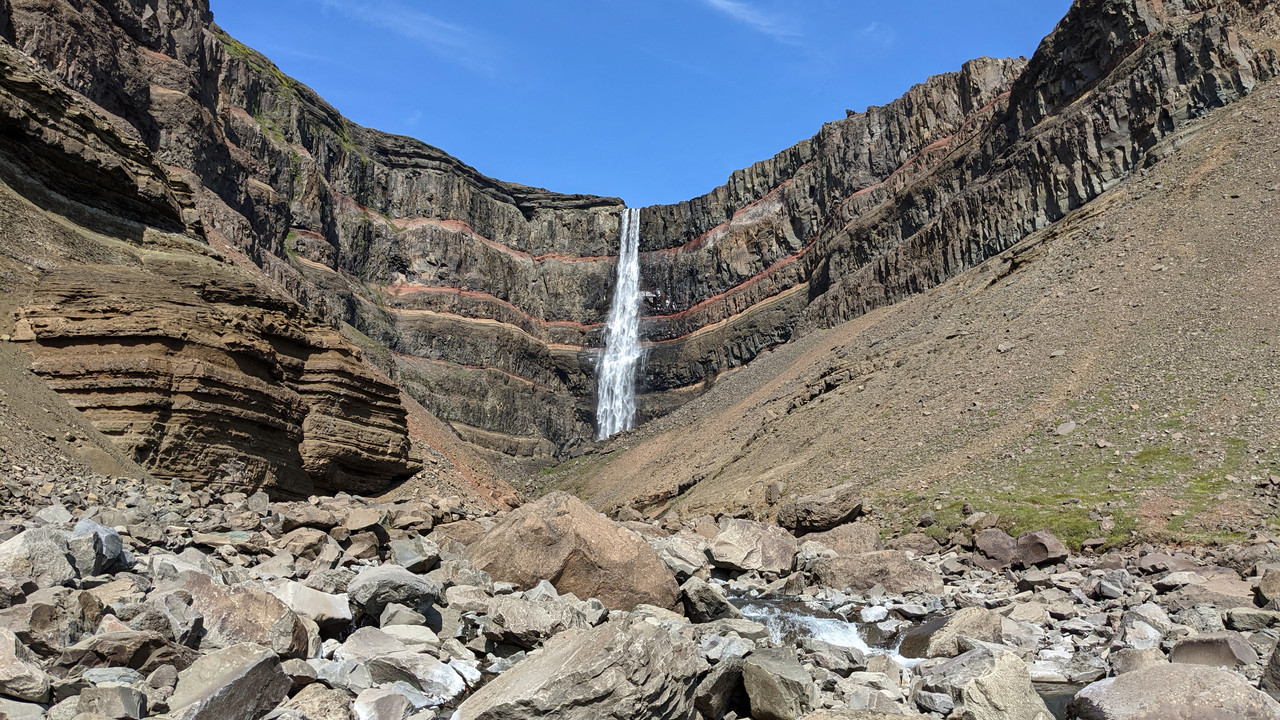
702,0,800,40
316,0,497,74
857,21,896,47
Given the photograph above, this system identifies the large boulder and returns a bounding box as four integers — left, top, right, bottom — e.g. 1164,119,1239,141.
681,577,742,623
919,643,1052,720
803,523,881,557
811,551,943,595
742,648,816,720
1069,663,1280,719
0,528,76,588
480,595,588,649
454,617,708,719
776,484,865,535
708,519,798,575
55,630,198,676
1168,631,1259,667
172,572,309,658
974,529,1018,567
346,565,443,618
166,643,291,720
0,628,51,702
466,492,679,611
900,607,1002,659
1015,530,1068,567
265,580,352,628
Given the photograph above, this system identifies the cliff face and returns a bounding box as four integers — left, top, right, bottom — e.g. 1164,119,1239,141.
2,0,1278,463
0,36,418,497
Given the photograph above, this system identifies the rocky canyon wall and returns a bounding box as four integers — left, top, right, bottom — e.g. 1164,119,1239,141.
2,0,1278,462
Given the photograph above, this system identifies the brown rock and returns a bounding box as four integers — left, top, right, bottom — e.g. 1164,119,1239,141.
974,529,1018,567
708,519,798,575
173,572,309,658
900,607,1002,659
467,492,679,611
1168,631,1259,668
55,631,197,676
805,523,881,557
776,484,866,536
1015,530,1068,567
811,551,943,595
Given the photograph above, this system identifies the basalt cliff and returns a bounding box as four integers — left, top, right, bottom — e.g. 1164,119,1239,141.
2,0,1279,490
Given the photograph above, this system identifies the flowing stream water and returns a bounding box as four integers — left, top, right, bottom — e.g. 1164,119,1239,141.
596,207,642,439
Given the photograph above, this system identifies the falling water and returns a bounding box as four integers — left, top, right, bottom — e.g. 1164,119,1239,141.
596,207,642,440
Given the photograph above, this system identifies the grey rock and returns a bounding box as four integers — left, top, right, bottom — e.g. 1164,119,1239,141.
680,577,741,623
347,565,443,618
352,686,411,720
480,595,587,649
0,528,76,588
366,652,465,706
921,642,1053,720
708,519,798,575
167,643,291,720
1070,663,1280,719
455,617,707,719
1168,631,1259,667
1109,647,1167,676
77,685,147,719
776,484,866,535
741,648,816,720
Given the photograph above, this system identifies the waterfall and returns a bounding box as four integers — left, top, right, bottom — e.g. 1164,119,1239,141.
596,207,642,440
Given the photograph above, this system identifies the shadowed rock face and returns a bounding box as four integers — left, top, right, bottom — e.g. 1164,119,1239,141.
3,0,1279,460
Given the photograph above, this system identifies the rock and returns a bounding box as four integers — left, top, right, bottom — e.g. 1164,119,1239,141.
1256,568,1280,606
265,580,352,627
900,607,1002,659
0,628,51,702
920,643,1052,720
1069,663,1280,719
776,484,866,535
885,532,939,556
281,505,338,533
347,566,443,619
352,686,411,720
798,637,866,678
974,528,1018,567
654,534,710,581
695,657,747,718
281,683,354,720
708,519,799,575
455,617,706,719
1226,607,1280,631
480,596,587,649
366,653,465,706
386,538,440,574
680,577,742,623
0,698,45,720
466,492,679,611
742,648,816,720
811,551,943,595
1015,530,1068,567
0,528,76,588
69,519,126,575
174,572,309,658
166,643,290,720
1263,642,1280,701
77,685,147,719
804,523,881,557
1168,631,1259,667
1109,647,1167,675
56,631,197,676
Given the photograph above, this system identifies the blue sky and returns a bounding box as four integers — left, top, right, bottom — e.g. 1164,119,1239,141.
210,0,1072,207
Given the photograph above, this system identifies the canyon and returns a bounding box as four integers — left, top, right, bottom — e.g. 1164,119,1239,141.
5,0,1277,498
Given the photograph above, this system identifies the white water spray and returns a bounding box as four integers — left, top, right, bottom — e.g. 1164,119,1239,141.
596,208,642,440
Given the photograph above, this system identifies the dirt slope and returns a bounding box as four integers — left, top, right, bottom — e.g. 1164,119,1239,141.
537,77,1280,549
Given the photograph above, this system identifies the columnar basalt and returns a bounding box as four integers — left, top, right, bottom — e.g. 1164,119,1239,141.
2,0,1278,462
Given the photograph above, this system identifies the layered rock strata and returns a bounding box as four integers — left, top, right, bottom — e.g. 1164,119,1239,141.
0,38,418,497
3,0,1279,459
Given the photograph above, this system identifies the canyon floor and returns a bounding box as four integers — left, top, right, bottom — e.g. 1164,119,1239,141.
536,76,1280,551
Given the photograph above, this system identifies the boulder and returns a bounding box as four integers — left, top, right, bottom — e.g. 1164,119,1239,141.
174,572,309,658
366,652,466,706
454,617,707,719
694,657,747,719
776,484,866,535
804,523,881,557
69,518,127,575
1015,530,1068,567
0,528,76,587
681,577,742,623
811,551,943,595
1264,642,1280,701
974,529,1018,567
1070,663,1280,719
0,698,46,720
347,565,443,618
654,534,710,581
1109,648,1168,676
0,628,50,702
166,643,291,720
78,684,148,719
281,683,354,720
352,686,411,720
900,607,1002,659
480,595,588,649
1168,631,1259,667
466,492,679,611
55,630,198,676
741,648,816,720
920,643,1052,720
265,580,352,627
708,519,798,575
